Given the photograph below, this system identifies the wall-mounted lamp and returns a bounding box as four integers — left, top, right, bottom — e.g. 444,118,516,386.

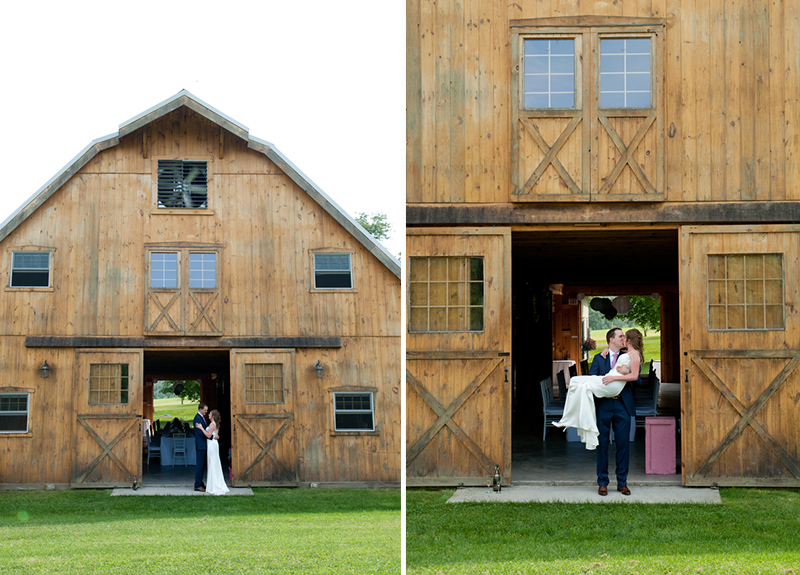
315,360,324,378
41,361,51,379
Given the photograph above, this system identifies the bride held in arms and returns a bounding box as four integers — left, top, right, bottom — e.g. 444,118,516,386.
196,409,230,495
553,329,644,450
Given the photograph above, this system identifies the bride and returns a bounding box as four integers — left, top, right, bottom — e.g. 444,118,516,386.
196,409,230,495
553,329,644,450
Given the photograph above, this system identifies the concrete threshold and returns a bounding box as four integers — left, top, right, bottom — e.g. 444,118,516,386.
111,486,254,496
447,485,721,504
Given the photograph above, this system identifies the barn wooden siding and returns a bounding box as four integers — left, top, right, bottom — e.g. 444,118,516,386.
407,0,800,206
0,106,400,487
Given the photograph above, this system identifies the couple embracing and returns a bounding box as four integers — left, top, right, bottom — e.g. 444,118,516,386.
193,402,230,495
554,327,642,496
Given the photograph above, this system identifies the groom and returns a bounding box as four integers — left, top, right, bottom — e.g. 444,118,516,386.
193,402,209,492
588,327,637,496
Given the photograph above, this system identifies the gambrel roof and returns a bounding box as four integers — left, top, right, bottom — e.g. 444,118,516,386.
0,90,400,278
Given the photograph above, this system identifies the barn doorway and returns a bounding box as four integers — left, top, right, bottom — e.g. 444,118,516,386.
141,349,231,486
510,228,681,484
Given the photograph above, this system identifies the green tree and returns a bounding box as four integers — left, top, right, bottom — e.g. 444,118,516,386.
626,296,661,336
157,380,201,403
355,212,392,241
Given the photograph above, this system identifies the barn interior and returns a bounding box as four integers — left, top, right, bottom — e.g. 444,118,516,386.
141,349,231,486
511,228,682,483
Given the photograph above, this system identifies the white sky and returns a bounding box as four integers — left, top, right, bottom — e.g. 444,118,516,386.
0,1,405,257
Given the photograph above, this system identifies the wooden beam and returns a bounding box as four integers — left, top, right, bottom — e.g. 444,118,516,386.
407,202,800,226
25,336,342,349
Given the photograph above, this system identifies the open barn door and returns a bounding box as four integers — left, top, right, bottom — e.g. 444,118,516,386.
72,349,142,487
406,228,512,486
681,225,800,487
230,349,298,486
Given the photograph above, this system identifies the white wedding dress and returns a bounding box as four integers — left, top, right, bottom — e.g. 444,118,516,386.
205,430,229,495
553,354,630,451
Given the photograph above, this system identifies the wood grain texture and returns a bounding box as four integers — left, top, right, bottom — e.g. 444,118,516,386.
0,107,400,486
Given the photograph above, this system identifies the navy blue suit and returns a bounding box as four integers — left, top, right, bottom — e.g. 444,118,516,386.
193,412,208,489
589,351,638,487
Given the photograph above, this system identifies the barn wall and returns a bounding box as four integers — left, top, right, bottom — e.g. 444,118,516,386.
0,108,399,339
407,0,800,205
0,107,400,486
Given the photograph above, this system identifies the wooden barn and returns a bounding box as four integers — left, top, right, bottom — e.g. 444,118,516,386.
407,0,800,487
0,90,401,488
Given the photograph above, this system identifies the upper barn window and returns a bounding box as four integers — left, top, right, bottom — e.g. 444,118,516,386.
313,253,353,289
157,160,208,209
512,20,664,202
523,38,576,109
600,38,651,108
10,251,51,288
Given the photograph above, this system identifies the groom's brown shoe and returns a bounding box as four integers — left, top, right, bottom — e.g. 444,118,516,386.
598,486,608,496
617,485,631,496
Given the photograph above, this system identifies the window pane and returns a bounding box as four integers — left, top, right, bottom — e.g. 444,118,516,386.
151,253,178,288
601,92,625,108
525,57,549,74
189,253,216,289
314,254,352,289
523,38,575,109
627,73,651,92
11,251,50,288
708,254,784,331
601,54,625,73
600,38,651,108
626,91,651,107
409,257,484,333
550,55,573,74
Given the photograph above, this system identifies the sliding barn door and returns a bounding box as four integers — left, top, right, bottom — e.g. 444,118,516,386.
681,225,800,487
230,349,298,486
406,228,512,486
72,349,142,487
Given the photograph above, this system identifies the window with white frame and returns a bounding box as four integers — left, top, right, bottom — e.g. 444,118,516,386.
189,253,216,289
10,251,51,288
314,253,353,289
523,38,576,109
333,392,374,431
600,38,651,108
0,393,29,433
150,252,178,288
157,160,208,209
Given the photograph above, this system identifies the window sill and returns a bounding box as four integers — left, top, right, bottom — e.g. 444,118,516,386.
329,430,380,437
310,288,358,294
150,209,215,217
0,432,33,438
5,287,54,292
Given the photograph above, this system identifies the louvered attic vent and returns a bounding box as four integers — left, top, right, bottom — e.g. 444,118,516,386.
157,160,208,209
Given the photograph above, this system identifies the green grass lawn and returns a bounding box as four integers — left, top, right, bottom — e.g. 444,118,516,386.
0,488,400,574
153,397,200,425
406,488,800,574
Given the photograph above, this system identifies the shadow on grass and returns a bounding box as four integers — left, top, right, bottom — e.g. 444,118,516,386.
0,488,400,527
